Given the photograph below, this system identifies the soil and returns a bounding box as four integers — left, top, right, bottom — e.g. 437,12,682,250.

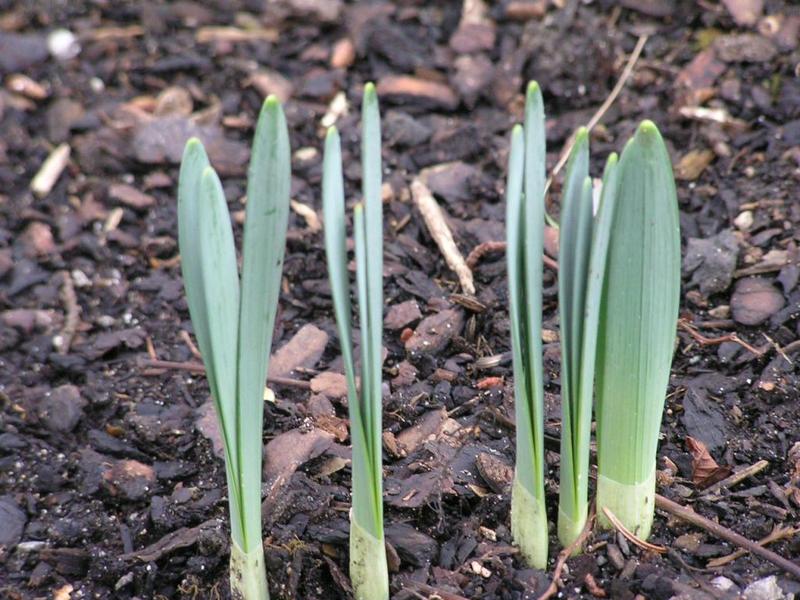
1,1,800,599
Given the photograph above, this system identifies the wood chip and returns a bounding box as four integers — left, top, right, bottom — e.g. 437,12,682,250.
195,26,278,44
722,0,763,27
7,73,48,100
675,149,715,180
411,178,475,294
30,143,70,197
330,37,355,69
108,183,155,209
377,75,459,111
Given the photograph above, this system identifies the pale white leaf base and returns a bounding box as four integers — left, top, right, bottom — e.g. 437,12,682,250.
511,476,549,569
350,518,389,600
596,469,656,540
230,540,269,600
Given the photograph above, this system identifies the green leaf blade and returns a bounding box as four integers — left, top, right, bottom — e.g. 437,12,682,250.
595,121,680,537
237,96,291,550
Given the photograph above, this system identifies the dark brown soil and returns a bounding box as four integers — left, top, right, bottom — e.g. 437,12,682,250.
1,1,800,599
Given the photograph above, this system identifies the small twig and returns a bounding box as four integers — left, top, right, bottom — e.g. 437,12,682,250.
655,494,800,580
537,509,596,600
699,459,769,496
707,525,799,568
179,330,202,359
139,358,312,389
466,241,506,269
547,35,648,189
30,143,71,197
601,507,667,554
56,270,79,355
412,178,475,295
678,319,764,357
145,336,158,360
764,334,793,365
466,240,558,271
290,199,321,233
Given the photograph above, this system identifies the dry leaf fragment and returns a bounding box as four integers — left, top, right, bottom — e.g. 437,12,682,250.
686,436,731,488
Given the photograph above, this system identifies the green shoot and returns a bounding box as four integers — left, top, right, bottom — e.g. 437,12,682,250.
594,121,680,538
556,130,621,548
508,82,548,569
322,83,388,600
177,96,290,600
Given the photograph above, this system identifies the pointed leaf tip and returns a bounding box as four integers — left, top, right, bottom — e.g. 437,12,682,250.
364,81,376,95
634,120,664,146
527,81,540,95
326,126,339,139
264,94,280,108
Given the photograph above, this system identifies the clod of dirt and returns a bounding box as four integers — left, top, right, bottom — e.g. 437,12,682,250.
421,161,482,205
0,33,49,73
405,309,465,356
101,459,156,501
383,110,432,147
39,384,86,433
714,33,778,63
684,229,739,296
681,385,731,452
743,576,791,600
132,115,249,176
79,327,146,360
0,496,26,559
46,99,85,143
384,300,422,331
268,323,328,379
21,222,56,257
731,277,785,325
411,125,481,168
452,54,495,108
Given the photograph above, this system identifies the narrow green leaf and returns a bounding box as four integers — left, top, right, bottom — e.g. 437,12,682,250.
521,81,547,500
353,203,381,535
360,83,383,496
555,127,592,545
322,127,358,407
595,121,680,538
196,165,244,543
237,96,291,551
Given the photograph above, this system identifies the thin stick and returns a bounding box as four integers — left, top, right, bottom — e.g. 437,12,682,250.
412,178,475,295
56,270,79,355
707,525,798,568
546,35,648,190
678,319,764,357
139,358,312,389
699,459,769,496
179,330,203,359
601,507,667,554
536,509,596,600
655,494,800,580
466,240,558,271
